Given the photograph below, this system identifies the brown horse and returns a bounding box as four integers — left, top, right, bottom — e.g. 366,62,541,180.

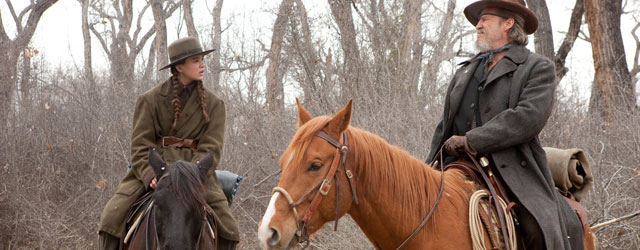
125,148,217,250
258,100,596,250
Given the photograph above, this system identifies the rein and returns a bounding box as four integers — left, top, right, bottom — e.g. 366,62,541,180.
392,149,446,250
272,131,359,248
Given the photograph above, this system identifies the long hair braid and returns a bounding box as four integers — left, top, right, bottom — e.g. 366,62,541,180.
197,80,210,123
170,67,182,133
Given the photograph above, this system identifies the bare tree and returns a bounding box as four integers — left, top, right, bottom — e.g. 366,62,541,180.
328,0,361,102
80,0,94,86
266,0,293,113
0,0,58,138
209,0,223,92
182,0,199,39
88,0,156,91
150,0,180,81
527,0,584,82
584,0,636,118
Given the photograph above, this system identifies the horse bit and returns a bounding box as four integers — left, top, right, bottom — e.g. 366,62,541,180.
272,131,359,248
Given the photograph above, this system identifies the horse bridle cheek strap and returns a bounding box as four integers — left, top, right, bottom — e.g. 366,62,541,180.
271,131,359,247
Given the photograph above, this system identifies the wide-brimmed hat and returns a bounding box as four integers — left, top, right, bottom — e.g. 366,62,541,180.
463,0,538,34
159,37,215,70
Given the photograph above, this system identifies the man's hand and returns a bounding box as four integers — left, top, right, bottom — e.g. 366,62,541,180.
444,135,467,156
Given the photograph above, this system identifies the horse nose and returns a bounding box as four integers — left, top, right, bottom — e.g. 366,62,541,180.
268,227,280,247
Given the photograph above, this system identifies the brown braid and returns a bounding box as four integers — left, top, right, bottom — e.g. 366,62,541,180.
197,81,210,123
170,67,182,133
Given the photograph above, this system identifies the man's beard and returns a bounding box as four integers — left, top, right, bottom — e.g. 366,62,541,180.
475,39,491,52
475,29,491,52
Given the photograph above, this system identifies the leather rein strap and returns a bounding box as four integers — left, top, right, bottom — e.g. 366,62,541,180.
272,131,358,248
393,149,446,250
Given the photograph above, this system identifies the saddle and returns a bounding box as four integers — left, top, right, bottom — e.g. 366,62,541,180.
443,156,515,250
444,152,592,250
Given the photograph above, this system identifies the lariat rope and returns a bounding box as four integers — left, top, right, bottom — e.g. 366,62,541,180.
469,189,517,250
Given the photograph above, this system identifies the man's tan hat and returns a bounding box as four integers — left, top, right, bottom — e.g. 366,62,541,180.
463,0,538,34
160,37,215,70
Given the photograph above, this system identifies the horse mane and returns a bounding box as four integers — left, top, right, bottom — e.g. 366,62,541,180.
283,117,472,229
166,161,208,213
346,127,471,224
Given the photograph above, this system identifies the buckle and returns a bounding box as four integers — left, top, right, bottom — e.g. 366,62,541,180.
161,137,167,148
319,179,332,196
345,170,353,179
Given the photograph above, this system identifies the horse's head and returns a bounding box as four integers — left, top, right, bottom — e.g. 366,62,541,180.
259,99,357,249
148,148,214,250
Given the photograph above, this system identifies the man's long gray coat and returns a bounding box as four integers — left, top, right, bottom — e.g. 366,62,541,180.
427,45,580,249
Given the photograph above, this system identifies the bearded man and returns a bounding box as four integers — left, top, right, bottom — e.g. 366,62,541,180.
427,0,584,249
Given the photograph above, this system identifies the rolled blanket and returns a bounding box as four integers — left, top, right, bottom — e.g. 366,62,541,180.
543,147,593,202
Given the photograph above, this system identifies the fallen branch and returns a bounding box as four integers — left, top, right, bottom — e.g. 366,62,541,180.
591,210,640,230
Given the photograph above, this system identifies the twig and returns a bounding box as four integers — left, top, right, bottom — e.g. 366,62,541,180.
592,210,640,230
253,170,281,188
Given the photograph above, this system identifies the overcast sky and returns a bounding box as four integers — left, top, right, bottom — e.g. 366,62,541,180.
4,0,640,103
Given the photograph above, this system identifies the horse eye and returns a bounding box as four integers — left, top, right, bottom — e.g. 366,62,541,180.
308,162,322,171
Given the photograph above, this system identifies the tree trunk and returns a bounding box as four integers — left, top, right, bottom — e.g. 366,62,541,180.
290,0,320,110
585,0,635,119
20,50,32,101
0,0,58,139
183,0,199,39
328,0,361,102
526,0,555,61
210,0,223,92
151,0,169,80
81,0,95,85
266,0,293,114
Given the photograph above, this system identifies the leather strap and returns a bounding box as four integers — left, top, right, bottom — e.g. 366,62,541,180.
156,136,198,150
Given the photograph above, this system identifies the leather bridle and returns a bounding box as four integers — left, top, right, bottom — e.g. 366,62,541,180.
272,131,447,250
272,131,359,248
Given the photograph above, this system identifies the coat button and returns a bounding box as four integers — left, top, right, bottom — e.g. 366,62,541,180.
470,103,475,109
520,161,527,167
478,86,484,91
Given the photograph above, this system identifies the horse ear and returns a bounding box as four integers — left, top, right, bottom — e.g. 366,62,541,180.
196,150,216,182
297,97,312,127
326,99,352,137
148,147,167,177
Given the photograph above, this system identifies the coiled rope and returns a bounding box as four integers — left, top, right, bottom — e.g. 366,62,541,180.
469,189,517,250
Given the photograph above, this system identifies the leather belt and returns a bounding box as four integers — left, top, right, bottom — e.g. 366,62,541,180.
156,136,198,150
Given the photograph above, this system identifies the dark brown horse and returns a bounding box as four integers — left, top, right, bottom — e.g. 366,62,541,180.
258,100,596,250
125,148,217,250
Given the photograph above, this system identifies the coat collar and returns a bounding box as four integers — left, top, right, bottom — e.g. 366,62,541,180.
458,44,530,88
158,78,173,97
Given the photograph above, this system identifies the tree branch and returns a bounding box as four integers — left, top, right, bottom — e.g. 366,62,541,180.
591,210,640,230
5,0,26,34
554,0,584,80
89,25,111,58
0,10,10,41
630,20,640,77
15,0,58,48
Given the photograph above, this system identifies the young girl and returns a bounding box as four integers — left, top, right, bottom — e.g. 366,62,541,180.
99,37,240,249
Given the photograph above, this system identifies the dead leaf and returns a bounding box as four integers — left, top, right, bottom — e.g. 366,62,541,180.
96,180,107,189
45,103,51,110
45,144,51,150
98,126,104,132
